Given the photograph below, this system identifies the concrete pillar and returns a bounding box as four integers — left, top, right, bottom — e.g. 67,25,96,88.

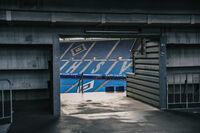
52,35,60,116
159,35,167,109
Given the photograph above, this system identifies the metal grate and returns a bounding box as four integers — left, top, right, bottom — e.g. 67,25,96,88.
167,72,200,109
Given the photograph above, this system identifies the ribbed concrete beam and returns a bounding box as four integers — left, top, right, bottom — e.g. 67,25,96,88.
0,10,200,25
0,26,161,44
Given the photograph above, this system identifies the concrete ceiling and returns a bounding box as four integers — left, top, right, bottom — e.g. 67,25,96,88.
0,0,200,14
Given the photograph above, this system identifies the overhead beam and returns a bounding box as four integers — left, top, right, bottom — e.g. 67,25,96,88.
0,26,161,44
0,10,200,25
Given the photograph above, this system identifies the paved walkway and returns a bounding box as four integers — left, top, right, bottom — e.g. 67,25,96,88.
7,92,200,133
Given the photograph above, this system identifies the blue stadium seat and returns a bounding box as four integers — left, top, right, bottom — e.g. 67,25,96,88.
60,61,67,68
61,41,93,60
104,80,126,87
108,61,132,75
109,39,135,59
73,61,90,74
60,61,81,73
60,78,79,93
85,40,117,59
60,42,71,58
84,61,114,74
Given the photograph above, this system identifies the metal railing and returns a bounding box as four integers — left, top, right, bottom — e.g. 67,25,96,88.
77,73,84,93
167,72,200,109
0,79,13,123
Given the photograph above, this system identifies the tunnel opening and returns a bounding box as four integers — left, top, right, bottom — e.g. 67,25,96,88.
59,37,135,116
59,36,162,117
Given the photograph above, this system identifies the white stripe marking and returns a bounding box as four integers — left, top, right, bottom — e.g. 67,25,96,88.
106,40,120,59
94,80,109,92
65,61,82,73
105,61,118,74
65,81,79,93
79,60,93,74
81,42,96,60
60,43,74,60
61,59,131,62
60,61,69,71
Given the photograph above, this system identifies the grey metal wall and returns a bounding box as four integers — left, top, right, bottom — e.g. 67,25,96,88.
126,41,160,107
167,45,200,72
0,45,51,100
166,32,200,44
166,44,200,90
0,27,60,116
166,32,200,109
166,32,200,78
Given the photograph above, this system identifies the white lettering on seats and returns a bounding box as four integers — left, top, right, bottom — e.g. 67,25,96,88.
91,62,105,73
120,61,132,74
65,62,82,73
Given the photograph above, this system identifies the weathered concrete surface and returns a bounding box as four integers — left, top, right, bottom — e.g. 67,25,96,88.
7,92,200,133
61,92,158,117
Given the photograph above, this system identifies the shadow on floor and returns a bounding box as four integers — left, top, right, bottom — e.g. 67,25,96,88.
7,93,200,133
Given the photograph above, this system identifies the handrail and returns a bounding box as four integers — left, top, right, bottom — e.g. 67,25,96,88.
0,79,13,123
167,72,200,110
77,73,84,93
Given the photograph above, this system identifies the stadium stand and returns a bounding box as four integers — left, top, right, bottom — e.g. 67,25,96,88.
85,40,117,59
60,42,71,59
108,61,132,75
109,39,135,59
60,39,135,93
61,41,93,60
60,78,79,93
84,61,114,74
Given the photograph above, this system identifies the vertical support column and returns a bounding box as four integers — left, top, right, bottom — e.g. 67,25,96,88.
159,35,167,109
53,34,60,116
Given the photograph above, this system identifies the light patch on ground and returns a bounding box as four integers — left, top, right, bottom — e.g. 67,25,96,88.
61,92,158,123
65,111,150,123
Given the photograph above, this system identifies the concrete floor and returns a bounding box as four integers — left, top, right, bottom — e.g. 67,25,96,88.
7,92,200,133
0,124,10,133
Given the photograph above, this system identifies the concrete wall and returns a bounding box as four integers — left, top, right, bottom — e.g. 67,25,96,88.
0,45,51,100
165,33,200,108
0,27,60,116
167,45,200,71
166,31,200,82
126,41,161,107
166,44,200,84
